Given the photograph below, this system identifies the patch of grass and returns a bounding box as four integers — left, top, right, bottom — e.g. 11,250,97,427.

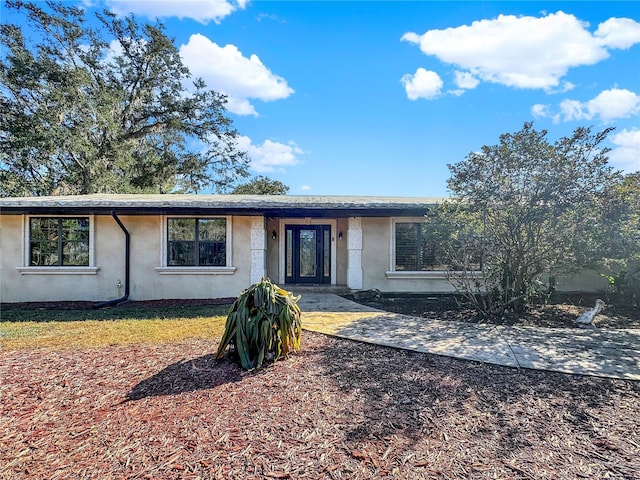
0,305,229,351
1,304,230,323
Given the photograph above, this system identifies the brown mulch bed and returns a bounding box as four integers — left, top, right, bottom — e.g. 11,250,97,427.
345,293,640,330
2,333,639,479
1,298,236,311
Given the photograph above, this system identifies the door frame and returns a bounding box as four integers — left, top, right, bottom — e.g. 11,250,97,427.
277,218,337,285
285,224,331,284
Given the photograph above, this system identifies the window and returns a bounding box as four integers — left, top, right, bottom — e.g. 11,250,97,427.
167,218,226,267
29,217,90,266
394,222,481,272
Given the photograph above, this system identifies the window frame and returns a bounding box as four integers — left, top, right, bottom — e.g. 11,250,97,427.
155,215,236,275
18,214,98,275
386,218,482,279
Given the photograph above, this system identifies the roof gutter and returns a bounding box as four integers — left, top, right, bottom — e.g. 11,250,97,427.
94,211,130,309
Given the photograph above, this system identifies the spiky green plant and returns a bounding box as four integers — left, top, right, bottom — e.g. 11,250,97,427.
215,278,302,370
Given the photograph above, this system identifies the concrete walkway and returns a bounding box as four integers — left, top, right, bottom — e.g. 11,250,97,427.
297,293,640,381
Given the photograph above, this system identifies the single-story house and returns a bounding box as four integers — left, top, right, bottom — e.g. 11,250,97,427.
0,194,605,304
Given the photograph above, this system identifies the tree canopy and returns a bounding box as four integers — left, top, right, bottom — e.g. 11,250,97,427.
0,0,249,196
435,122,636,314
231,176,289,195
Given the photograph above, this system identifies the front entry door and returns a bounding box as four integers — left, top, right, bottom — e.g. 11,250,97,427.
285,225,331,284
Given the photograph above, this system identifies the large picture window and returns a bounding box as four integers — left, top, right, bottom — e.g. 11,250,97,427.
394,222,481,272
29,217,90,266
167,218,226,267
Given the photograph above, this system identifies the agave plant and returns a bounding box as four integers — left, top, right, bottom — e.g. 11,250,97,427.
215,278,302,370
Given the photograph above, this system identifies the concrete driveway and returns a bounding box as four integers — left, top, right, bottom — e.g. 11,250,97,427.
298,293,640,381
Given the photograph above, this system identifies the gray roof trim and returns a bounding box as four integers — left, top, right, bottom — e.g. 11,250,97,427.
0,194,444,217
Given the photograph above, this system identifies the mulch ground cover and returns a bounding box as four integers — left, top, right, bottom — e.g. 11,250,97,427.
2,332,639,479
346,293,640,330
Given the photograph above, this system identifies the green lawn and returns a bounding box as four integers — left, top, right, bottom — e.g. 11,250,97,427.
0,304,230,350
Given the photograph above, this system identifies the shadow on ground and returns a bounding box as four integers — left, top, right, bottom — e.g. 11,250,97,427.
315,335,639,460
125,354,243,400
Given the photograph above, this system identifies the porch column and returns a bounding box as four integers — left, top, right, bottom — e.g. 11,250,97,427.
250,216,267,284
347,217,363,290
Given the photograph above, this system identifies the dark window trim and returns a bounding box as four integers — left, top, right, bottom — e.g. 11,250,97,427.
166,217,227,267
29,216,90,267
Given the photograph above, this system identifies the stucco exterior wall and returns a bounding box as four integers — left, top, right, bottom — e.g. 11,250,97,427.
131,215,253,300
0,215,22,303
546,270,609,293
357,217,610,294
1,214,125,302
0,211,611,303
359,217,458,293
265,217,280,283
336,217,348,285
0,214,256,303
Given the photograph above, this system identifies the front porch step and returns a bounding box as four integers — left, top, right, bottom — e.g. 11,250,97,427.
286,284,351,295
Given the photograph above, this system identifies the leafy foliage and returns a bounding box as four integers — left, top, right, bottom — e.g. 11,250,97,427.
440,122,635,316
215,278,302,370
0,1,249,196
231,175,290,195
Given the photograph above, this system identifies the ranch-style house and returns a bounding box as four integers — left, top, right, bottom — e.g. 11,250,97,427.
0,194,604,304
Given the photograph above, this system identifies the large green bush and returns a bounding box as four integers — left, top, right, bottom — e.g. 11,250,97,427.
215,279,302,370
441,123,635,316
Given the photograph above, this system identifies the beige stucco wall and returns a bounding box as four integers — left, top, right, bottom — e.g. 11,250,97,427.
0,214,255,303
357,217,611,294
0,212,611,303
265,217,280,283
336,217,348,285
359,217,458,293
1,215,124,302
545,270,609,293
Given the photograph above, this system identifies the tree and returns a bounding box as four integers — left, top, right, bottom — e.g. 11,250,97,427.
599,172,640,307
439,122,632,315
0,1,249,196
231,176,289,195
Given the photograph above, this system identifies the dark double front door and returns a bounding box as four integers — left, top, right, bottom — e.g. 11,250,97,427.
285,225,331,284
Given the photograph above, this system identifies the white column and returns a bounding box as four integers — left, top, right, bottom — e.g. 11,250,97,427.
347,217,363,289
250,216,266,284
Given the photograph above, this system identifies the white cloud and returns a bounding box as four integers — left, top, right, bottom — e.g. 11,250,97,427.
301,185,312,191
236,136,306,172
559,88,640,123
454,71,480,90
595,18,640,49
531,103,551,119
609,128,640,172
401,68,443,100
105,0,247,24
402,12,640,91
180,34,294,116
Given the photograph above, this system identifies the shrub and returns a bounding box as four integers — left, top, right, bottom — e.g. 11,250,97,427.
215,278,302,370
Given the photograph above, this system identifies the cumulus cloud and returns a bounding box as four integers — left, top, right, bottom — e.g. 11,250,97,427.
301,185,312,191
105,0,248,24
180,34,294,116
558,88,640,123
531,103,551,119
530,88,640,124
236,136,306,173
401,68,443,100
609,128,640,172
595,18,640,49
454,71,480,90
402,12,640,91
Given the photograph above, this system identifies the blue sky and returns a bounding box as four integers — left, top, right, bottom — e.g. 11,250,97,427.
21,1,640,195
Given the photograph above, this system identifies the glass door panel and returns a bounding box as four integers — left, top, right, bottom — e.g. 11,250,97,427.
299,229,317,277
285,225,331,284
